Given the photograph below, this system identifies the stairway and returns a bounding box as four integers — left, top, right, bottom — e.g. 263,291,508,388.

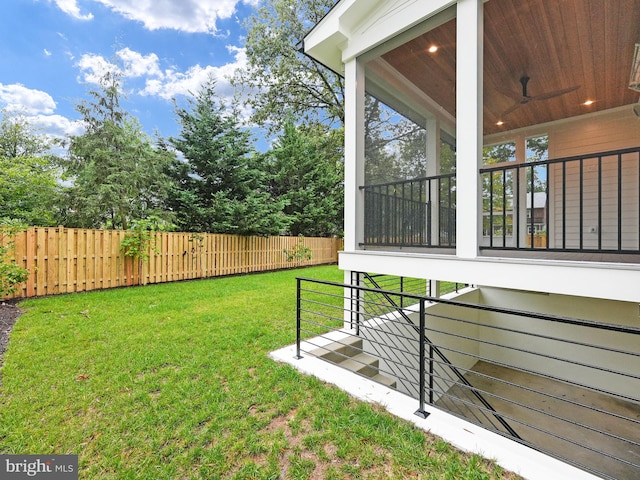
310,335,397,388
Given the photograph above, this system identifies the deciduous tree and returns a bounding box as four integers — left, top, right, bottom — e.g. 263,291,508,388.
0,110,60,225
234,0,343,134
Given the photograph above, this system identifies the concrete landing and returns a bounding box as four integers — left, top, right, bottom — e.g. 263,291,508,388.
437,361,640,480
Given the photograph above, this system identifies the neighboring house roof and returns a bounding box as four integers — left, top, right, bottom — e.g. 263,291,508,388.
526,192,547,209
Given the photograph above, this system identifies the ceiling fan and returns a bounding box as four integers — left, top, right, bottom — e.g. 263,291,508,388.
499,76,580,118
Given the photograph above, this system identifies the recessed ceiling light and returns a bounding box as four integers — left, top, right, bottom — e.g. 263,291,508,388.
428,45,438,53
583,100,594,105
496,120,504,126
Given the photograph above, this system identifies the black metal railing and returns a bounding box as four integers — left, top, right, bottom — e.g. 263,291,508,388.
356,272,520,436
480,146,640,253
360,174,456,248
295,276,640,480
359,146,640,257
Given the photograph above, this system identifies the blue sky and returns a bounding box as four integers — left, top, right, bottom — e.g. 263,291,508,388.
0,0,261,145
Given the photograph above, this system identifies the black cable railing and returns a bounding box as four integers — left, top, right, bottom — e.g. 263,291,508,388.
295,276,640,480
357,272,520,437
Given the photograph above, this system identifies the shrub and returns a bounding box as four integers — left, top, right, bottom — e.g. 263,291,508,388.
284,238,312,262
120,216,173,284
0,219,29,297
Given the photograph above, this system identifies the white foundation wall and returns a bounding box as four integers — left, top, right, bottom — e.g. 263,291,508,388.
475,287,640,401
358,284,639,402
359,288,482,401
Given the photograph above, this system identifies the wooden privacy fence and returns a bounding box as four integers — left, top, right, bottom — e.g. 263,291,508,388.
3,227,343,299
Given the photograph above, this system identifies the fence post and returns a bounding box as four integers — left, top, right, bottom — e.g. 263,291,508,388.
295,277,303,359
415,298,430,418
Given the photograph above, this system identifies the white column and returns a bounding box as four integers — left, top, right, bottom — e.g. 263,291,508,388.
455,0,484,258
343,57,366,252
426,116,440,177
343,58,366,325
515,135,528,247
426,117,441,246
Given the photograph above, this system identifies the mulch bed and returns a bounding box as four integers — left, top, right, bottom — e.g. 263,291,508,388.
0,300,21,369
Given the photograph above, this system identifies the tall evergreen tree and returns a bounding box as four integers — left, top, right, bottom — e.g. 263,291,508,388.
61,71,174,229
268,120,343,237
169,78,289,235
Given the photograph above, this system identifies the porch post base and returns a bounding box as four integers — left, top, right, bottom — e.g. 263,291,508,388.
414,409,430,419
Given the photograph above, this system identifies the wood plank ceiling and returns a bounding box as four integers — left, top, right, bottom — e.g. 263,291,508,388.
380,0,640,135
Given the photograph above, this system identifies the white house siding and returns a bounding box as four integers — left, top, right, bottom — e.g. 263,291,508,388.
549,107,640,158
548,108,640,250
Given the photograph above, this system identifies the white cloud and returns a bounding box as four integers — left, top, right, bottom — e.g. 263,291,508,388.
0,84,81,143
116,48,162,78
53,0,260,34
144,64,215,99
31,114,84,138
141,46,247,100
76,48,162,84
104,0,229,33
51,0,93,20
44,49,52,57
76,53,118,84
76,45,247,107
0,83,57,115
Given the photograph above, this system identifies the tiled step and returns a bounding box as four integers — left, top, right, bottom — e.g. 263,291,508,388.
310,335,363,363
371,373,397,388
340,351,379,377
310,335,396,388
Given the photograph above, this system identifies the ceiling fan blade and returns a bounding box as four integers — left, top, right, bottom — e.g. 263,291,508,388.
496,86,523,102
497,77,580,120
500,101,523,118
530,84,580,102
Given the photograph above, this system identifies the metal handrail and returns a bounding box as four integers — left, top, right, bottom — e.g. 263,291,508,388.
360,272,521,438
360,173,456,248
482,146,640,253
295,276,640,479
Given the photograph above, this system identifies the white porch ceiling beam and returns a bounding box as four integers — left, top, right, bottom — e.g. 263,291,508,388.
342,0,456,64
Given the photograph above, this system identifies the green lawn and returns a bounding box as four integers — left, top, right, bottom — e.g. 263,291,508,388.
0,265,517,479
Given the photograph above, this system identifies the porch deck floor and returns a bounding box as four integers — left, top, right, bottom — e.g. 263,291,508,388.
437,361,640,480
479,249,640,264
